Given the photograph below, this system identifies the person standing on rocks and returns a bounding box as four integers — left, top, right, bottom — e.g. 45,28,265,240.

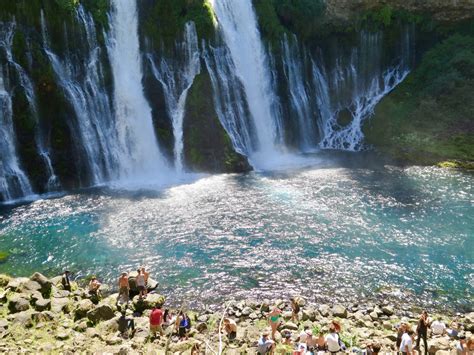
267,307,282,340
141,266,149,286
118,310,135,339
396,320,408,349
178,312,191,340
456,333,467,355
136,268,146,299
149,304,164,338
415,310,430,354
117,272,129,305
61,270,71,291
291,297,301,323
430,317,446,336
88,277,101,296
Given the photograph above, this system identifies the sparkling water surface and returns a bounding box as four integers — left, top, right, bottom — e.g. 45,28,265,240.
0,156,473,311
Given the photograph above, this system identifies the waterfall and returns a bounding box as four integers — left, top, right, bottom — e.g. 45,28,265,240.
209,0,283,166
41,9,118,185
313,29,413,151
2,22,59,192
0,67,34,202
147,22,201,174
281,34,318,151
107,0,171,183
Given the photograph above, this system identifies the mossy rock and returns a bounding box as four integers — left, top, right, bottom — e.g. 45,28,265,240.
0,274,11,287
437,160,474,169
0,251,9,264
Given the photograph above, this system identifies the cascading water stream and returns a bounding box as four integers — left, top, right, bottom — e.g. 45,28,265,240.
107,0,171,184
0,66,33,202
147,22,200,174
281,34,318,151
209,0,283,166
2,22,59,192
41,9,118,185
312,29,413,151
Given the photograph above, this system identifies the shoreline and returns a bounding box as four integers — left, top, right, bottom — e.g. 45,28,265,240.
0,272,473,354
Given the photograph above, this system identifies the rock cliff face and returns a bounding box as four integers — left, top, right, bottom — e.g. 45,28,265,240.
326,0,474,23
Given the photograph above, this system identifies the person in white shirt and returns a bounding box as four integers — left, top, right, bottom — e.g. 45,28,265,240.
400,329,415,355
431,317,446,336
325,324,341,353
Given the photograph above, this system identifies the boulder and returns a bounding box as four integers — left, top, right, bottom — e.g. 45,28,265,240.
0,319,8,330
87,304,115,323
381,305,395,316
369,311,379,320
281,322,299,331
51,297,71,313
34,298,51,312
0,291,7,303
52,289,70,298
428,337,450,354
106,335,123,345
319,304,330,317
8,295,30,313
55,329,70,340
332,305,348,318
168,339,201,353
30,273,52,296
32,311,55,323
0,274,11,287
74,299,94,320
249,312,259,320
10,310,36,328
132,294,165,313
6,277,29,292
196,322,208,333
241,306,253,317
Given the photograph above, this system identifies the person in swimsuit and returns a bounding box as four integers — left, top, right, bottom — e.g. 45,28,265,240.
136,269,146,299
267,307,282,340
117,272,129,305
223,318,238,341
316,330,327,352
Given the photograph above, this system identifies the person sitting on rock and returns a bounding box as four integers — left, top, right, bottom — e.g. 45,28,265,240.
447,321,459,338
325,324,342,354
61,270,71,291
117,272,129,305
305,328,318,354
291,297,301,323
149,304,164,338
118,310,135,339
316,329,327,352
223,318,237,341
367,342,381,355
136,269,146,299
456,333,467,355
267,307,282,340
282,331,293,347
257,330,275,355
430,317,446,336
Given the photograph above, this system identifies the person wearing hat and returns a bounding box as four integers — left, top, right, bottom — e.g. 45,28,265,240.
257,330,275,355
117,272,130,305
61,270,71,291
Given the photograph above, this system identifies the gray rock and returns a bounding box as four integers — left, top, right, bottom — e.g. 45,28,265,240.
132,293,165,313
241,306,253,316
249,312,259,320
56,329,70,340
0,319,8,330
30,273,52,296
0,291,7,303
332,305,348,318
302,307,317,322
369,311,379,320
52,289,70,298
8,295,30,313
197,314,209,323
87,304,115,323
21,280,42,294
51,297,70,313
381,305,395,316
74,299,94,320
428,337,450,354
106,335,122,345
74,320,88,332
10,310,36,328
34,298,51,312
382,321,392,330
281,322,299,331
196,322,208,333
32,311,55,323
319,304,330,317
6,277,29,292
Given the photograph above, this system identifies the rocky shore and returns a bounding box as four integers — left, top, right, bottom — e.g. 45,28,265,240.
0,273,472,354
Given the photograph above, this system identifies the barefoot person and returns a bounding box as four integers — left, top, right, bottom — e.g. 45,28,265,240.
61,270,71,291
267,307,282,340
291,297,301,323
89,277,101,295
141,266,149,296
117,272,129,305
